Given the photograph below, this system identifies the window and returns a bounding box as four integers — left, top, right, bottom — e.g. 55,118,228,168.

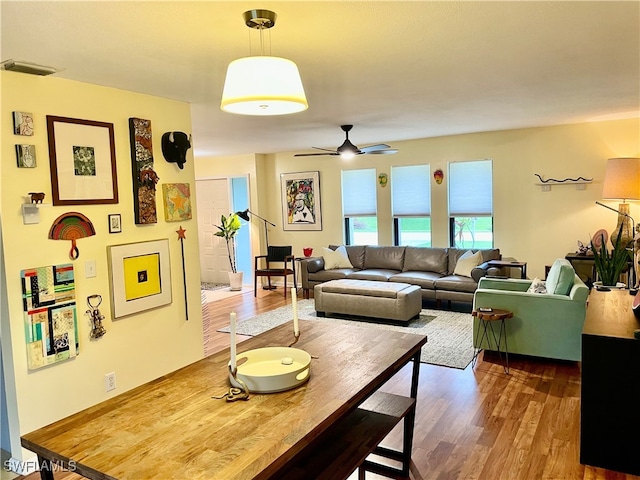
448,160,493,248
391,164,431,246
342,168,377,245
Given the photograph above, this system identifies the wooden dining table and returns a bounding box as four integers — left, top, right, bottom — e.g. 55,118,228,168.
22,319,426,480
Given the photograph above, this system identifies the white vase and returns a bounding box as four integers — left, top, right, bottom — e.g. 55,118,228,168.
229,271,243,291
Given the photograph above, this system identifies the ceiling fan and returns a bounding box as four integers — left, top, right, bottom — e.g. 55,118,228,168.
294,125,398,159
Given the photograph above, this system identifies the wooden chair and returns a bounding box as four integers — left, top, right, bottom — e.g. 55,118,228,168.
254,246,296,297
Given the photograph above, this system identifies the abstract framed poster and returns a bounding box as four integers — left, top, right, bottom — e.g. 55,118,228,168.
281,171,322,231
162,183,192,222
108,239,172,318
21,264,78,370
46,115,119,205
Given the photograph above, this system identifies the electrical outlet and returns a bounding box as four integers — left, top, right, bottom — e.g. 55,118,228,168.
105,372,116,392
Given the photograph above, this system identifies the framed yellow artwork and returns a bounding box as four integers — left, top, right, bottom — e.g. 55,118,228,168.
108,239,172,318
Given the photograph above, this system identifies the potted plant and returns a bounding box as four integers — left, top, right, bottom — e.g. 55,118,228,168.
214,213,243,291
591,223,632,287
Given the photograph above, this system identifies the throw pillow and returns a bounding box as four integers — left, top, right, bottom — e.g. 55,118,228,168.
527,277,547,294
322,246,353,269
545,258,575,295
453,250,483,277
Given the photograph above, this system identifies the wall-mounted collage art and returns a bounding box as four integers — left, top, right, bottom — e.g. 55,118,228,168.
21,264,78,370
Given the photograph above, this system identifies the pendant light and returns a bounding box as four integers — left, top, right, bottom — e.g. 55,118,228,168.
221,10,308,116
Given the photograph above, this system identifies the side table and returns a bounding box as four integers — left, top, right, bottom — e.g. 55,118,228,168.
472,308,513,374
486,260,527,279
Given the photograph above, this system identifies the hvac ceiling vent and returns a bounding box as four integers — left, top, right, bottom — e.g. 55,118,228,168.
1,59,56,76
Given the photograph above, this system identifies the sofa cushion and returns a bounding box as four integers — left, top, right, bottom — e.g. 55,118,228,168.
402,247,448,274
345,245,366,270
448,248,500,274
347,269,399,282
434,275,478,294
308,269,356,282
364,246,406,270
453,250,483,277
322,246,353,269
546,258,575,295
390,271,443,290
329,245,365,270
320,279,412,299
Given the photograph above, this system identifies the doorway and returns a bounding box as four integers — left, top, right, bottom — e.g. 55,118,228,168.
195,176,250,285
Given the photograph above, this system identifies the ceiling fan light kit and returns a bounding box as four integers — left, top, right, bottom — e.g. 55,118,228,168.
221,10,308,116
294,125,399,158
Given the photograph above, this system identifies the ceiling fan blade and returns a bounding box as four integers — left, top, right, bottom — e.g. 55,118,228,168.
365,149,399,155
359,144,391,153
312,146,339,153
294,152,339,157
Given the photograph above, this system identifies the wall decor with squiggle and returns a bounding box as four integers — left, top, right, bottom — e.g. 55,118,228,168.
534,173,593,183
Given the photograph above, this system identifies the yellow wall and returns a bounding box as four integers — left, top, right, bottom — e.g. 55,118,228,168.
1,71,203,457
198,118,640,281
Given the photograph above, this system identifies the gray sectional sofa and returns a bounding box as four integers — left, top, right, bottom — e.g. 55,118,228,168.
300,245,501,306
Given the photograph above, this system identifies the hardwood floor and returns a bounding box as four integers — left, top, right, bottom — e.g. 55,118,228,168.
16,289,637,480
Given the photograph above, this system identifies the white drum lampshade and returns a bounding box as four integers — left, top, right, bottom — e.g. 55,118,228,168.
220,56,308,116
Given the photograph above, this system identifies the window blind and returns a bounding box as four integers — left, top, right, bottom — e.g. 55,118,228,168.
391,164,431,216
342,168,377,216
449,160,493,216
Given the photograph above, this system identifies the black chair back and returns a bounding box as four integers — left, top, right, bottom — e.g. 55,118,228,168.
267,246,292,263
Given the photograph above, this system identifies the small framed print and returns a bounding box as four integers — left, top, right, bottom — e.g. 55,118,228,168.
108,214,122,234
13,111,34,136
16,145,36,168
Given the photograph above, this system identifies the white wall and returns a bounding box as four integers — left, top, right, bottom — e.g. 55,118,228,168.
1,71,203,459
198,118,640,281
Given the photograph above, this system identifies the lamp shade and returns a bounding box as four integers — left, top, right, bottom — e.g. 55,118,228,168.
220,56,308,116
602,157,640,200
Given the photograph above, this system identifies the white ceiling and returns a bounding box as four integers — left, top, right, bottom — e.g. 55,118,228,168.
2,1,639,158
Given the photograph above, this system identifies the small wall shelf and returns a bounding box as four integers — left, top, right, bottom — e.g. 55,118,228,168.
22,203,51,225
534,174,593,192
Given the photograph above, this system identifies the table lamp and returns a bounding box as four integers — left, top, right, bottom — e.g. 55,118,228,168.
601,157,640,247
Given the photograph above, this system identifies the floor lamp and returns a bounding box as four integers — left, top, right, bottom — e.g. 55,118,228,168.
597,157,640,288
236,209,277,290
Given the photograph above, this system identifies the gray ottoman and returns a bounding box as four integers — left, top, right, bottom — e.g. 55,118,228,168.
314,279,422,324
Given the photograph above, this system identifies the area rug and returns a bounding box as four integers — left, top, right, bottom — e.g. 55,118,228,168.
218,300,474,369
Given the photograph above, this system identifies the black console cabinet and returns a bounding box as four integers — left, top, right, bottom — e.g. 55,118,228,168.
581,289,640,475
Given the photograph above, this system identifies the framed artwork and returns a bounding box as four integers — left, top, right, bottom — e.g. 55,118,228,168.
16,144,36,167
162,183,192,222
108,239,172,319
108,214,122,234
129,118,158,224
281,171,322,231
13,111,34,136
21,264,78,370
46,115,119,206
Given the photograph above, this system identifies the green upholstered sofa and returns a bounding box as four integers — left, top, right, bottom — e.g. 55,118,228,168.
472,259,589,361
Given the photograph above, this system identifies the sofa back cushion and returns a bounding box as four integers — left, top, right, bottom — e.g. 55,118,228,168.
546,258,575,295
363,246,406,271
403,247,448,274
448,248,500,274
328,245,365,270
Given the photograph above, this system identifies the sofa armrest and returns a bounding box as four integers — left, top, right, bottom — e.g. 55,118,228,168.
477,277,532,292
300,257,325,289
471,261,503,282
